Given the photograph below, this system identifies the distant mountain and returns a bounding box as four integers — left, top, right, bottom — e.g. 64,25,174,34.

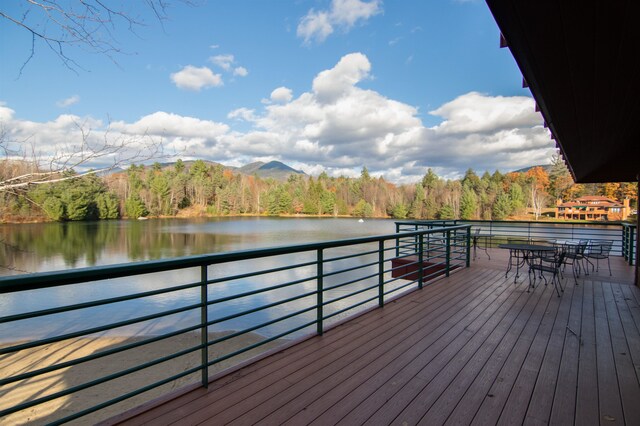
113,159,306,181
512,164,553,174
237,161,306,180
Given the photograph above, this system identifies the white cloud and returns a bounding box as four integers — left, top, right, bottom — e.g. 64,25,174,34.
312,52,371,103
1,53,553,183
270,87,293,103
170,65,222,91
228,108,257,122
233,66,248,77
430,92,540,134
210,54,235,71
297,0,382,44
112,111,229,139
56,95,80,108
298,11,334,43
209,54,249,78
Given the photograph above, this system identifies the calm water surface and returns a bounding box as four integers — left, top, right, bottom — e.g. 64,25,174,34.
0,217,397,341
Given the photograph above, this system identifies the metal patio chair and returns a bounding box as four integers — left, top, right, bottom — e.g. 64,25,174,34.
585,240,613,276
528,249,566,297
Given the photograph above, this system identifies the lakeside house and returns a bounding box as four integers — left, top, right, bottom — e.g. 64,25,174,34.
556,196,630,221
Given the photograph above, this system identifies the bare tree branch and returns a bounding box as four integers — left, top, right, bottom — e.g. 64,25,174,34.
0,119,170,192
1,0,195,74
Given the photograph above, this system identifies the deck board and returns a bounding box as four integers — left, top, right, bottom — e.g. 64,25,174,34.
113,251,640,426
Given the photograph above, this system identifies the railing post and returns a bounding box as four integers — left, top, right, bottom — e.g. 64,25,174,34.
378,240,385,307
446,230,451,277
418,234,424,289
317,249,324,336
466,226,471,267
395,222,401,257
200,265,209,388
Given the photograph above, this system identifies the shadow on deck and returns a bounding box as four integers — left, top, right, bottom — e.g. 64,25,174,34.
110,253,640,425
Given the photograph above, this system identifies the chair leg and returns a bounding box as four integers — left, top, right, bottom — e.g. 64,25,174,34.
552,272,564,297
607,257,612,276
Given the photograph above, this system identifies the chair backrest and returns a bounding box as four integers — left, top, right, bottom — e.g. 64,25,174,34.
474,227,481,237
555,251,567,268
597,240,614,255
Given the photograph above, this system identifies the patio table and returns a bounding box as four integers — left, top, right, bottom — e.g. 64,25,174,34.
498,243,555,282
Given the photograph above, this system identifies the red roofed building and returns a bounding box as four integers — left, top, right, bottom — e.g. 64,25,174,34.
556,196,630,221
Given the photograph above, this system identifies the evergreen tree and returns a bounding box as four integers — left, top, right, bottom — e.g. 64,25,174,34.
422,168,439,191
96,193,120,219
492,192,512,220
391,203,408,219
125,195,148,218
353,199,373,217
409,184,426,218
438,204,455,219
459,185,478,220
509,183,526,214
42,197,65,221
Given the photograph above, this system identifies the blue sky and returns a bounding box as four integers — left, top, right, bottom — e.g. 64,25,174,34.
0,0,554,182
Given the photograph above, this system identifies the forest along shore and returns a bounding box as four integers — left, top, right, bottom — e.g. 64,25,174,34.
3,157,635,224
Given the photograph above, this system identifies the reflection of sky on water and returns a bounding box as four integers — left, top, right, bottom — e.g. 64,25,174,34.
0,218,397,342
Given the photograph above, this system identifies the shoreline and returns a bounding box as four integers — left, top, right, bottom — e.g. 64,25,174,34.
0,212,389,225
0,332,286,425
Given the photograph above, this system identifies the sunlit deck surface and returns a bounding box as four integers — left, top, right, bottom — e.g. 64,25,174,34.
114,250,639,425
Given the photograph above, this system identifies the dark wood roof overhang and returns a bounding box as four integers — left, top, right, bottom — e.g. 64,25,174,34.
486,0,640,183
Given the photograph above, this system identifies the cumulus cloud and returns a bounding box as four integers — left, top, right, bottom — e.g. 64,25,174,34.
1,52,553,183
270,87,293,103
218,52,552,181
111,111,229,139
430,92,540,134
56,95,80,108
298,0,382,44
170,65,222,91
312,52,371,103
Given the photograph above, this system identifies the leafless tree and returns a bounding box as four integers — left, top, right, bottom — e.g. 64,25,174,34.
0,119,168,193
1,0,193,74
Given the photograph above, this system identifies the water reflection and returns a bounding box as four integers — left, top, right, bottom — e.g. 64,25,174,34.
0,218,396,341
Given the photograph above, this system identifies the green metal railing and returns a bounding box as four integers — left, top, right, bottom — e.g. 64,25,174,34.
397,219,628,257
0,224,470,424
622,222,637,265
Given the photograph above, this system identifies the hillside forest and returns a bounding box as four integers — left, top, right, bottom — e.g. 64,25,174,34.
0,157,637,223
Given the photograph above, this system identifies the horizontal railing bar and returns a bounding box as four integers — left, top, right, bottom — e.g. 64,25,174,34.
0,225,471,293
207,321,316,369
50,363,204,425
0,323,203,387
0,301,202,355
206,290,317,327
324,271,379,293
0,280,201,325
1,341,204,418
323,282,378,307
323,247,379,264
322,260,379,278
323,295,379,320
206,275,317,306
205,259,318,285
206,306,317,349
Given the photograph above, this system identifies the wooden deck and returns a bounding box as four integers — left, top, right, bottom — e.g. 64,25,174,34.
114,251,640,425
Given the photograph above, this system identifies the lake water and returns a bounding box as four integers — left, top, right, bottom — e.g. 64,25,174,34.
0,217,398,342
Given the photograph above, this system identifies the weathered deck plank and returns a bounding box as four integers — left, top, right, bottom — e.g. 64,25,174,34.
113,253,640,426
